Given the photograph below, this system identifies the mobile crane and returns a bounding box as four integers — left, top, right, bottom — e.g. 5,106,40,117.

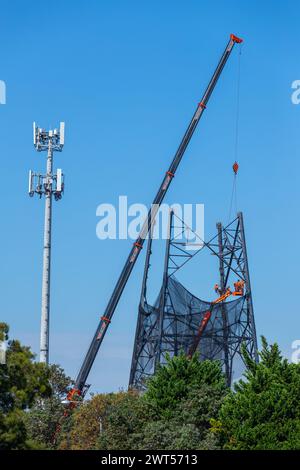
68,34,243,401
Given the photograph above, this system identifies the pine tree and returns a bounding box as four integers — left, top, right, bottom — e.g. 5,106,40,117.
218,337,300,450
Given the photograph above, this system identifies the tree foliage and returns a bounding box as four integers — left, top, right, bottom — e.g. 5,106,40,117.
24,364,72,449
59,390,146,450
94,354,227,450
143,352,226,419
218,337,300,450
3,326,299,451
97,391,148,450
0,324,52,449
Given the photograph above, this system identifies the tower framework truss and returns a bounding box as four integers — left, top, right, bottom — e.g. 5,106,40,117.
129,211,258,389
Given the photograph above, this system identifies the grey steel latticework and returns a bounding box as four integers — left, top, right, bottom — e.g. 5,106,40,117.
129,211,258,389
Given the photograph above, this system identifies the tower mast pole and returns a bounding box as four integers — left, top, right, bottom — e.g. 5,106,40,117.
40,140,53,363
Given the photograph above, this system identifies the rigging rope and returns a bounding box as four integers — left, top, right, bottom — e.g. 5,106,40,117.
234,44,242,162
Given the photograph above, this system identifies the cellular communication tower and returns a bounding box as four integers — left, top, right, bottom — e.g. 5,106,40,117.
29,122,65,364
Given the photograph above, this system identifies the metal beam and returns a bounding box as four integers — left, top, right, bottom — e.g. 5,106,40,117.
238,212,259,362
217,222,231,386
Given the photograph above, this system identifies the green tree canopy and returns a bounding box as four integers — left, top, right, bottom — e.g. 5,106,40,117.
218,337,300,450
143,352,226,419
25,364,72,449
59,390,147,450
0,323,52,449
94,353,227,450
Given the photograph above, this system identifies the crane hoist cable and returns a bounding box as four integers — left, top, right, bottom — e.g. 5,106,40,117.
234,44,242,162
228,42,242,222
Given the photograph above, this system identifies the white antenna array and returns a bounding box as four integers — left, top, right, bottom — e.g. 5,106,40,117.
33,121,65,151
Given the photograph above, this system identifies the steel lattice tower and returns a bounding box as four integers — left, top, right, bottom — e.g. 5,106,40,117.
129,211,258,389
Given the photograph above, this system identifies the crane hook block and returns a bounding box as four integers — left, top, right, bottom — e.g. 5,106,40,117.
230,34,243,44
233,161,239,175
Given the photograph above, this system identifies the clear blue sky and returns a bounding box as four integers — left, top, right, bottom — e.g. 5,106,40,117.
0,0,299,393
